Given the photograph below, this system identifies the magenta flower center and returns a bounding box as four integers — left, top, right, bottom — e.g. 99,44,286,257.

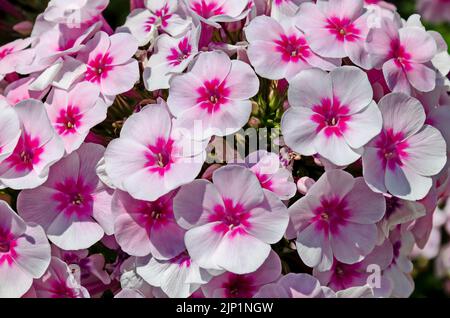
325,17,360,42
210,198,251,235
0,229,17,266
197,78,231,113
145,137,175,176
53,178,94,217
311,97,351,138
138,199,173,231
330,262,362,290
7,133,44,172
389,39,413,71
274,34,311,63
223,274,255,298
145,5,173,31
375,128,409,171
312,197,350,235
55,105,83,135
167,37,192,66
191,0,224,18
85,53,114,84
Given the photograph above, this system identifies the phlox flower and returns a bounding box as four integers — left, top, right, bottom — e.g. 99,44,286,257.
51,246,111,295
244,15,339,82
313,239,394,297
296,0,372,69
281,66,382,166
417,0,450,24
77,31,139,98
184,0,251,27
112,189,186,259
0,38,34,81
174,165,289,274
0,201,51,298
362,93,447,201
104,99,207,201
136,249,212,298
201,250,281,298
45,82,107,154
32,257,90,298
382,226,415,298
237,150,297,200
17,143,114,250
123,0,192,47
167,51,259,139
0,99,64,190
143,25,200,91
366,18,438,94
0,99,21,165
288,169,386,271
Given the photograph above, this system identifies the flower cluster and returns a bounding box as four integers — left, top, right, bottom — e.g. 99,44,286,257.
0,0,449,298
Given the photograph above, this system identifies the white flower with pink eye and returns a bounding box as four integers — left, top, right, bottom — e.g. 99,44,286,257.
167,51,259,139
0,201,51,298
184,0,251,27
281,66,382,166
244,15,340,82
104,99,207,201
362,93,447,201
144,25,200,91
136,249,212,298
174,165,289,274
32,257,90,298
295,0,372,69
0,99,21,165
45,82,107,154
112,189,186,260
201,250,282,298
366,18,438,94
77,31,139,98
17,143,114,250
0,99,65,190
123,0,192,47
0,38,34,81
288,170,386,271
237,150,297,200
